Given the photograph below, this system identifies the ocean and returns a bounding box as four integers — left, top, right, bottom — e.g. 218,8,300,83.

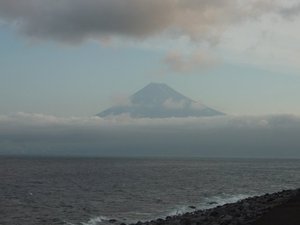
0,157,299,225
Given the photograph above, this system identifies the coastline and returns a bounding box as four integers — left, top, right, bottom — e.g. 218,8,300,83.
129,189,300,225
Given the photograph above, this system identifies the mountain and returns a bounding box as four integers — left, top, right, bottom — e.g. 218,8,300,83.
98,83,225,118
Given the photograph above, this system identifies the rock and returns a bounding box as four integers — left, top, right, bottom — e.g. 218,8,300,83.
180,218,191,225
220,215,233,225
210,211,219,217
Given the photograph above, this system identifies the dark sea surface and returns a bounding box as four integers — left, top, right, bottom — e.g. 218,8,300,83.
0,157,299,225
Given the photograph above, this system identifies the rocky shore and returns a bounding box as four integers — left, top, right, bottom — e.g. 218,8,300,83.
128,189,300,225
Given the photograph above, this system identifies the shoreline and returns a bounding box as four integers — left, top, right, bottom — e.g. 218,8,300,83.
128,189,300,225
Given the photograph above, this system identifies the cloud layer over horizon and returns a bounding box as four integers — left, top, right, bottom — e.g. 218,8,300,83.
1,112,300,158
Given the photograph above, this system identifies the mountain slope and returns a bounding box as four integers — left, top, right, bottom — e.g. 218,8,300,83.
98,83,224,118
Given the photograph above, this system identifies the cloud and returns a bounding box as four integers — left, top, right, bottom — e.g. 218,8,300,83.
0,0,296,44
279,3,300,19
163,49,219,73
2,0,300,73
110,94,132,107
162,99,187,109
1,112,300,158
191,102,206,110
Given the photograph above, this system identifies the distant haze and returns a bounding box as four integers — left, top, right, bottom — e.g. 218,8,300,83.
1,113,300,159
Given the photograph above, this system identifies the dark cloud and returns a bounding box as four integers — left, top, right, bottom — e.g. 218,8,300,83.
1,113,300,158
0,0,178,42
279,3,300,19
0,0,293,43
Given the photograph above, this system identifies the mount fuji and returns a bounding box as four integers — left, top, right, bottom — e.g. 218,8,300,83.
98,83,224,118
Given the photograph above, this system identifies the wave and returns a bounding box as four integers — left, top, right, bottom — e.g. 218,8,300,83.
166,193,252,216
80,217,109,225
66,216,110,225
76,193,252,225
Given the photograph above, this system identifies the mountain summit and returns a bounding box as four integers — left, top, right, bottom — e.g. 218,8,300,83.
98,83,224,118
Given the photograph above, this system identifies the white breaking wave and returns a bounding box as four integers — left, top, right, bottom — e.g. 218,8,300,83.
80,216,110,225
77,194,253,225
167,194,252,216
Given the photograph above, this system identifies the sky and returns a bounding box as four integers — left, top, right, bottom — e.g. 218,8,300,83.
1,0,300,116
1,0,300,157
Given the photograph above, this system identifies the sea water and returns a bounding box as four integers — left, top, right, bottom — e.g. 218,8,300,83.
0,157,299,225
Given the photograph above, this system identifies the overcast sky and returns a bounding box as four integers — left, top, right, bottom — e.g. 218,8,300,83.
1,1,300,157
